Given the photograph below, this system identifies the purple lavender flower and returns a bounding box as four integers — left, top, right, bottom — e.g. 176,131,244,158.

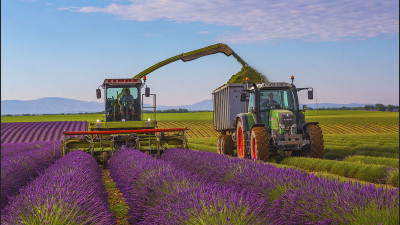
108,148,268,224
1,141,62,209
162,148,399,224
1,150,115,224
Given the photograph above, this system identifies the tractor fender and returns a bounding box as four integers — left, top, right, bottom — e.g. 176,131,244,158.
250,124,271,141
251,124,266,130
234,113,249,132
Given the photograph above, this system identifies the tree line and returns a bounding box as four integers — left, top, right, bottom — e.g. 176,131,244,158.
307,104,398,111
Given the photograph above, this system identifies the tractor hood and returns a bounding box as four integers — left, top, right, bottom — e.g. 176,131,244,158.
269,109,296,133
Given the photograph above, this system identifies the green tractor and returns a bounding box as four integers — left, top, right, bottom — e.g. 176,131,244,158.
213,76,324,160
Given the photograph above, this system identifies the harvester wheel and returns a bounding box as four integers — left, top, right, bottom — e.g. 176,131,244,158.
217,135,223,154
236,119,247,158
250,127,269,161
102,152,108,169
221,135,234,155
305,125,324,158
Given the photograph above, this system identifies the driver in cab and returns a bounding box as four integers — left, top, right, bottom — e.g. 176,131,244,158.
264,93,280,108
118,89,135,120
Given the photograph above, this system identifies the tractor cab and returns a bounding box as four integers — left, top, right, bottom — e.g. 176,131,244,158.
98,78,143,122
245,82,299,134
255,83,297,128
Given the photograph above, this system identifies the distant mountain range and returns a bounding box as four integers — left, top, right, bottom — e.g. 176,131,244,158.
1,97,214,115
0,97,379,115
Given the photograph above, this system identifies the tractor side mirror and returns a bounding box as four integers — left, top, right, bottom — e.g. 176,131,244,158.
240,92,247,102
308,90,313,99
145,87,150,97
96,88,101,99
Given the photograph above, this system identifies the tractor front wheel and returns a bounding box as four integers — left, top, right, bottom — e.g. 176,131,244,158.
250,127,269,161
305,125,324,158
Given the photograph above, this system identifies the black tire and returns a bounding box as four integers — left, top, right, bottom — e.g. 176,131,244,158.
102,151,108,169
221,135,234,155
305,125,324,158
236,119,246,158
250,127,269,161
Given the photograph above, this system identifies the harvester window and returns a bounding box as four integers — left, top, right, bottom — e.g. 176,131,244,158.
105,87,140,121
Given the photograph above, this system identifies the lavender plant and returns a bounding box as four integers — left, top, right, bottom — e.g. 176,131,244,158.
1,141,62,209
1,150,115,225
108,148,268,225
162,148,399,224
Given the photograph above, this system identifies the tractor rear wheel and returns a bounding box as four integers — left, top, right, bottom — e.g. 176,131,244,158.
221,135,234,155
236,119,246,158
250,127,269,161
305,125,324,158
102,151,108,169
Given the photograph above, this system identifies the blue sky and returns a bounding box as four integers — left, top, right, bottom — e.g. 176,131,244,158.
2,0,399,106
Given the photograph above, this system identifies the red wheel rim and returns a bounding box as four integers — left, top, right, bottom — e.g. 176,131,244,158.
238,127,243,158
252,137,257,159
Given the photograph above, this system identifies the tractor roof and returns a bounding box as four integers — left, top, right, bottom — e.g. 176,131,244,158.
103,78,142,86
249,82,293,90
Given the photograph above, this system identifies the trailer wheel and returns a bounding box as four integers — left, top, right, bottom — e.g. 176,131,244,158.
305,125,324,158
102,151,108,169
250,127,269,161
221,135,234,155
236,119,246,158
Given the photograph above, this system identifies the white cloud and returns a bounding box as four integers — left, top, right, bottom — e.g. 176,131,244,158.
60,0,399,43
197,31,211,34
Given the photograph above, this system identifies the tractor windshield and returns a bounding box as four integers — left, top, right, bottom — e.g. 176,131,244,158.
260,88,295,110
105,86,141,121
259,88,296,123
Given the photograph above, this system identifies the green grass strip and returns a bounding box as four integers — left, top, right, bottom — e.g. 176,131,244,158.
279,157,392,185
344,155,399,169
187,143,217,153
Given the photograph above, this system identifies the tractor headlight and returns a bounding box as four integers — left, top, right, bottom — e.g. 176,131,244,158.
96,119,100,122
148,118,151,121
280,124,285,129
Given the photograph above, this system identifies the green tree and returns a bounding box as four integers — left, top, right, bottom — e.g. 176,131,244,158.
387,104,394,112
375,104,386,111
364,105,371,110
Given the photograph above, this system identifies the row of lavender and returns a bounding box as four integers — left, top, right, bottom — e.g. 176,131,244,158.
108,148,269,224
161,149,399,224
1,150,115,224
1,141,62,209
1,121,87,143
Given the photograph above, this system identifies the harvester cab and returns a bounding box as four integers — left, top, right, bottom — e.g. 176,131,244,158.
99,78,143,122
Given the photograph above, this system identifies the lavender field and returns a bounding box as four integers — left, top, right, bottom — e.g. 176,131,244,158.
1,141,62,209
1,150,115,224
1,119,398,224
1,121,87,143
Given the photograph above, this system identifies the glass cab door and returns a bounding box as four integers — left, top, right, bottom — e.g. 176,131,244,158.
105,85,141,122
